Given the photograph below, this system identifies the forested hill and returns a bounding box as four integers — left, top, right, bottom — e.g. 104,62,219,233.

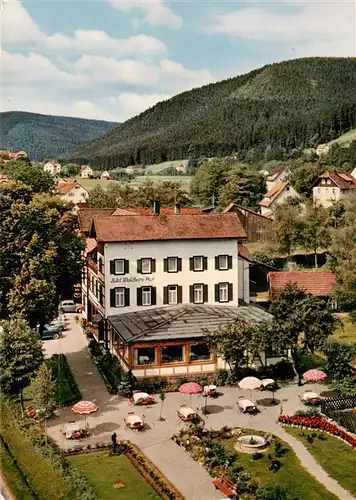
0,111,117,161
73,57,356,167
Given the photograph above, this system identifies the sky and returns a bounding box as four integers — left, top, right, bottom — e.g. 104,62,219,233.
2,0,356,123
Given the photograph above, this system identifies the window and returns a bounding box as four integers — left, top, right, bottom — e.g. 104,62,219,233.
110,259,128,275
193,256,203,271
115,287,125,307
168,257,177,272
189,344,211,361
219,283,228,302
322,179,326,184
134,347,156,365
137,287,156,306
142,286,152,306
190,256,207,272
161,345,184,363
219,255,228,270
138,258,155,274
168,285,177,304
194,284,203,303
110,287,130,307
115,259,125,275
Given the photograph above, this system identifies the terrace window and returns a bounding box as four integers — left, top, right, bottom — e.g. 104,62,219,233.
189,343,211,361
134,347,156,365
161,345,184,364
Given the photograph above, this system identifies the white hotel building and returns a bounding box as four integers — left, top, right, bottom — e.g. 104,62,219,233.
79,205,271,378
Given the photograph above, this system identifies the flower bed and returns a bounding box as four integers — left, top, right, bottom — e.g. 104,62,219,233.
278,415,356,448
65,440,183,500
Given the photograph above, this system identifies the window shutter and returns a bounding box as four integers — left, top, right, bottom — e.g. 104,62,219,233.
110,289,116,307
228,283,233,301
189,257,194,271
163,258,168,272
203,257,208,270
203,284,208,303
177,286,183,303
125,288,130,307
228,256,233,269
215,284,219,302
177,258,182,272
137,288,142,306
151,287,157,305
163,286,168,304
215,256,219,270
124,259,129,274
189,285,194,303
137,259,142,274
151,259,156,273
110,260,115,274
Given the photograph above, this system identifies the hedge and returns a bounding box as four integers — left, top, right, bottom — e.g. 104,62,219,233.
48,354,82,405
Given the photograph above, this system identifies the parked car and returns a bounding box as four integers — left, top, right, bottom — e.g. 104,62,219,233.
40,324,63,340
50,314,66,329
60,300,82,313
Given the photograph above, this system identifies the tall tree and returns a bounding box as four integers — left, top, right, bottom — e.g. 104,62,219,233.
270,283,339,384
190,160,225,207
218,164,266,211
31,363,57,443
302,201,331,267
272,201,304,258
0,161,54,193
0,315,44,409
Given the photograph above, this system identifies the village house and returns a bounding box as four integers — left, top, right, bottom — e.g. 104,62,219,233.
0,150,27,161
57,181,89,206
100,171,111,180
350,167,356,180
44,161,62,175
265,165,292,191
79,204,272,378
268,270,336,306
315,144,330,156
80,165,93,178
223,204,273,243
259,181,300,217
312,171,356,207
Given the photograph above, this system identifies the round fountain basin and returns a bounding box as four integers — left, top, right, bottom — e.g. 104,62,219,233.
236,435,268,453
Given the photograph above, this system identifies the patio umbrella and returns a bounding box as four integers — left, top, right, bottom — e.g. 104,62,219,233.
303,369,327,392
261,378,277,404
179,382,203,409
72,400,98,427
238,377,261,400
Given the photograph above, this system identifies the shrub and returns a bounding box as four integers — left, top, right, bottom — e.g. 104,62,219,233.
88,339,122,394
49,354,81,405
252,452,264,460
213,369,229,386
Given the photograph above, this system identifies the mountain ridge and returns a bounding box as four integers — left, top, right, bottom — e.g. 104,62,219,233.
72,57,356,167
0,111,118,161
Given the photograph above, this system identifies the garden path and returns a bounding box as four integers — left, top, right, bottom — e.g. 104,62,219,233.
45,314,355,500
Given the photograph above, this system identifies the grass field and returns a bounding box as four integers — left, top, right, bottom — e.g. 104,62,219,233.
68,451,160,500
0,440,34,500
145,159,188,174
75,175,193,192
333,314,356,344
225,432,337,500
285,427,356,496
328,129,356,147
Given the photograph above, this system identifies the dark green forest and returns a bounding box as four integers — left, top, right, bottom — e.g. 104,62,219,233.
72,57,356,168
0,111,117,161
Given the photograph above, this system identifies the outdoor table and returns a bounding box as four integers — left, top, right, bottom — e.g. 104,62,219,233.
203,385,217,396
177,405,197,421
64,423,82,439
237,398,257,413
261,378,275,388
125,412,144,430
303,392,319,404
132,391,155,405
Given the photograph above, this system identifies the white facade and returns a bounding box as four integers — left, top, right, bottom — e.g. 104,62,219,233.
44,161,61,175
260,184,300,217
103,239,241,316
101,171,111,180
266,168,291,191
312,184,341,207
351,167,356,180
61,185,89,205
81,166,93,178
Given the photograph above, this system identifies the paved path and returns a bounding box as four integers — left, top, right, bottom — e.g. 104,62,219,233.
45,314,355,500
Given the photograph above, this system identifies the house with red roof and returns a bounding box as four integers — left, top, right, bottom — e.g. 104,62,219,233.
260,181,300,217
266,165,292,191
57,181,88,206
78,203,273,378
268,271,336,302
312,171,356,207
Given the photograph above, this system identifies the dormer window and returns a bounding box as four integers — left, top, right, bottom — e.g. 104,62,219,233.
322,179,326,184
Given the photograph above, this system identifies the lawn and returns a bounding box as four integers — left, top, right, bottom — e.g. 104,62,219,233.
224,431,337,500
73,177,121,191
0,440,34,500
132,175,193,192
68,451,160,500
332,314,356,344
0,400,75,500
284,427,356,496
145,159,188,174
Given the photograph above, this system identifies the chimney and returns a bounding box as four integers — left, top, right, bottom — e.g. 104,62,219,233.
153,200,160,216
288,262,297,272
174,203,181,215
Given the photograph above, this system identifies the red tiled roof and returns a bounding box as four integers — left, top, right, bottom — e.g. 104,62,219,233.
78,208,115,232
85,238,97,255
260,199,271,207
268,271,336,298
92,213,246,242
315,171,356,190
57,182,85,195
267,165,287,179
265,181,289,199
